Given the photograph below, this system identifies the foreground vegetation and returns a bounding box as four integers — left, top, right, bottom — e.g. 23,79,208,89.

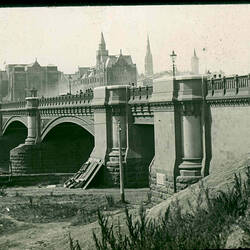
68,168,250,250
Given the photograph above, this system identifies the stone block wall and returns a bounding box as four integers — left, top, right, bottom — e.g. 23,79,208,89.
10,144,41,174
208,104,250,175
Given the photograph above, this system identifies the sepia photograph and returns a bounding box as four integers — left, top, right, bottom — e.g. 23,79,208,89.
0,4,249,249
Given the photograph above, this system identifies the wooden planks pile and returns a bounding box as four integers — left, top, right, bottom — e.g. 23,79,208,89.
64,158,103,189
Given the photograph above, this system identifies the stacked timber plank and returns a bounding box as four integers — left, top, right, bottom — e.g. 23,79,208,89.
64,158,103,189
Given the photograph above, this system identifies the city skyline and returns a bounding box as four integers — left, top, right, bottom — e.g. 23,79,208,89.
0,5,250,75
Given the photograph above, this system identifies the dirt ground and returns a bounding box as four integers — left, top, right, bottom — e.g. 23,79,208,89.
0,186,150,250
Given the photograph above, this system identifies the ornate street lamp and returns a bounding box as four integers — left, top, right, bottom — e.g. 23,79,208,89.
30,88,38,97
170,50,177,79
68,75,72,95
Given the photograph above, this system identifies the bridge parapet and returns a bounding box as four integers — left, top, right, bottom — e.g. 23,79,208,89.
38,92,93,108
129,86,153,103
0,101,26,111
207,74,250,100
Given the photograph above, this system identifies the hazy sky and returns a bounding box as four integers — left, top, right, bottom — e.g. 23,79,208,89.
0,5,250,75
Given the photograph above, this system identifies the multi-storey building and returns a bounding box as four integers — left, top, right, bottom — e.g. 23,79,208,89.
70,33,137,94
0,60,60,101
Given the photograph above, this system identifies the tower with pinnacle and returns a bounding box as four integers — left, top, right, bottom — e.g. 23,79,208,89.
191,49,199,75
145,36,153,76
96,32,109,66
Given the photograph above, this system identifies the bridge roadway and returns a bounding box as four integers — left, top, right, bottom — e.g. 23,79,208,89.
0,74,250,199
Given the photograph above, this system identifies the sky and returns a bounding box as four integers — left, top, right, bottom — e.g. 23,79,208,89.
0,5,250,75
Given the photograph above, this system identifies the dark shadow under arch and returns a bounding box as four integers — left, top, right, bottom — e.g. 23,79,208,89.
40,122,94,173
41,116,94,142
0,121,27,173
2,116,27,135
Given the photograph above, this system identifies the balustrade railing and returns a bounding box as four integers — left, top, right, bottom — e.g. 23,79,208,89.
0,100,26,110
38,92,93,107
130,86,153,101
207,74,250,97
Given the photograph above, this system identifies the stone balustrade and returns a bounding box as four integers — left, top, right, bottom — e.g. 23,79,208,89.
129,86,153,103
38,92,94,107
0,101,26,110
207,74,250,98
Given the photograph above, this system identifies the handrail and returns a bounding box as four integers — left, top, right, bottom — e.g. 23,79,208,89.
130,86,153,101
207,74,249,92
38,92,94,107
0,101,26,109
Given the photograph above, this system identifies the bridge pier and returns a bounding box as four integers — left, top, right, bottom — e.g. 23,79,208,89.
10,97,41,174
106,86,128,186
90,85,152,187
25,97,40,145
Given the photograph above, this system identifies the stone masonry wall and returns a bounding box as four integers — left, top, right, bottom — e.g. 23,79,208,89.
208,105,250,175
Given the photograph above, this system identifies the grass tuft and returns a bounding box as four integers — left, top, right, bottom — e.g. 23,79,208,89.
105,194,115,208
0,186,7,197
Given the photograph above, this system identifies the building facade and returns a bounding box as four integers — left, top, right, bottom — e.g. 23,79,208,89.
0,60,60,101
70,33,137,94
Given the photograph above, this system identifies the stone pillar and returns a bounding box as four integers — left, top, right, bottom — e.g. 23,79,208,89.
9,97,41,174
176,76,204,188
25,97,40,145
106,86,129,186
178,102,202,180
90,86,110,160
149,78,181,200
109,109,126,158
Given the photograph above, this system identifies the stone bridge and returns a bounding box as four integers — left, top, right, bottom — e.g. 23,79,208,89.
0,75,250,197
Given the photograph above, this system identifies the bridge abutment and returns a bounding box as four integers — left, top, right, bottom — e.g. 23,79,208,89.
149,79,179,199
149,76,206,200
90,85,152,187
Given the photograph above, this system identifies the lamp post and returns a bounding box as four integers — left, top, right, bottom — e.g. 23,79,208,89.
68,75,72,95
170,50,177,79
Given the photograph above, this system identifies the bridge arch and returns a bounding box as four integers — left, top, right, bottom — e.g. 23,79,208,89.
0,118,28,173
39,116,95,174
2,116,27,135
41,116,94,142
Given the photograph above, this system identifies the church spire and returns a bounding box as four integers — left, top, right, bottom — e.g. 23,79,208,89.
191,48,199,74
99,32,106,50
147,35,151,54
96,32,109,66
193,49,197,58
145,35,153,76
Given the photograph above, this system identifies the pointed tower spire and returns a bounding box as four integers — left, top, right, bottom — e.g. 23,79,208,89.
99,32,106,50
145,35,153,76
193,49,197,58
191,48,199,74
147,35,151,54
96,32,109,66
100,32,105,45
